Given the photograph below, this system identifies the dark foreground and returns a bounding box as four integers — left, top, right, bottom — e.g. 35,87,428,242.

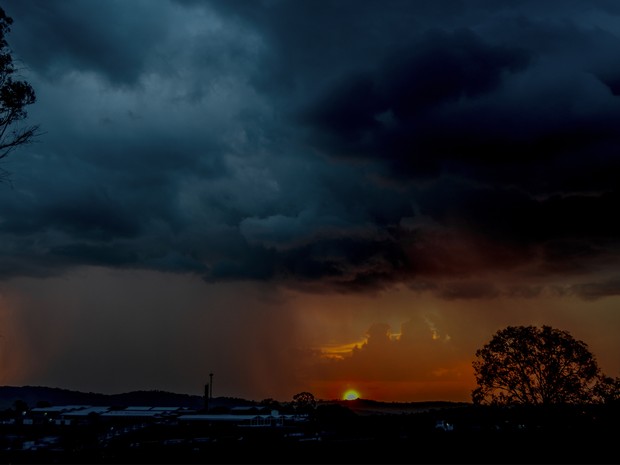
2,429,618,464
1,403,618,464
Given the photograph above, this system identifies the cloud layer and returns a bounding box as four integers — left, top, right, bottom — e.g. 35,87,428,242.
1,0,620,300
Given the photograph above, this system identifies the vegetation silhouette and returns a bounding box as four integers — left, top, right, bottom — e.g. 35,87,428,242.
0,6,39,181
291,391,317,414
472,324,620,405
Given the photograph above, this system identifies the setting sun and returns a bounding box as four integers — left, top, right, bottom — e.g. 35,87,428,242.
343,389,360,400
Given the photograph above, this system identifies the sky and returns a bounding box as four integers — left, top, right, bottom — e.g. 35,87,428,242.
1,0,620,403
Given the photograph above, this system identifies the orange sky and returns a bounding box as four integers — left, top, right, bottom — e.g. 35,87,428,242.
1,267,619,403
287,284,620,402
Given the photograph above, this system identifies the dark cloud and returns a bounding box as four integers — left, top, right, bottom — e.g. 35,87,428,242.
0,0,619,299
569,278,620,301
302,28,530,177
5,1,169,86
415,181,620,258
44,196,140,240
301,21,620,193
50,243,139,268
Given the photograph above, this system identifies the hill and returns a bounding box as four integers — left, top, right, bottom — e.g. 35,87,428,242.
0,385,468,413
0,385,257,411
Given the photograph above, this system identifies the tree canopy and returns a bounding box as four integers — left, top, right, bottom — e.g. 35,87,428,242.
472,325,618,406
292,391,317,413
0,7,38,166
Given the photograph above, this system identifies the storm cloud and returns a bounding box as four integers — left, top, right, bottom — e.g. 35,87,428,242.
2,0,620,299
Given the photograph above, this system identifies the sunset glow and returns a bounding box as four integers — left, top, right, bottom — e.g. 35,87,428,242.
319,340,364,360
1,1,619,406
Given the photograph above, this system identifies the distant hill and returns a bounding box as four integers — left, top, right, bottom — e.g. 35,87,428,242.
0,385,257,411
0,385,470,413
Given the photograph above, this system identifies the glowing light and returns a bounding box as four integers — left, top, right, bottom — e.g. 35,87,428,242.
343,389,360,400
319,339,365,360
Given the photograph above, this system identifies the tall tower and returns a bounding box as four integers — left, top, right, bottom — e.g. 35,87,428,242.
209,373,214,399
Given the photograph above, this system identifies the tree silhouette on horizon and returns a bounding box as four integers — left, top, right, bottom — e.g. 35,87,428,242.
472,324,619,405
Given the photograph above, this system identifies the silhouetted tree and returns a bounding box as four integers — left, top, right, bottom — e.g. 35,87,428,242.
594,375,620,404
472,325,613,405
0,7,38,171
292,391,316,414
